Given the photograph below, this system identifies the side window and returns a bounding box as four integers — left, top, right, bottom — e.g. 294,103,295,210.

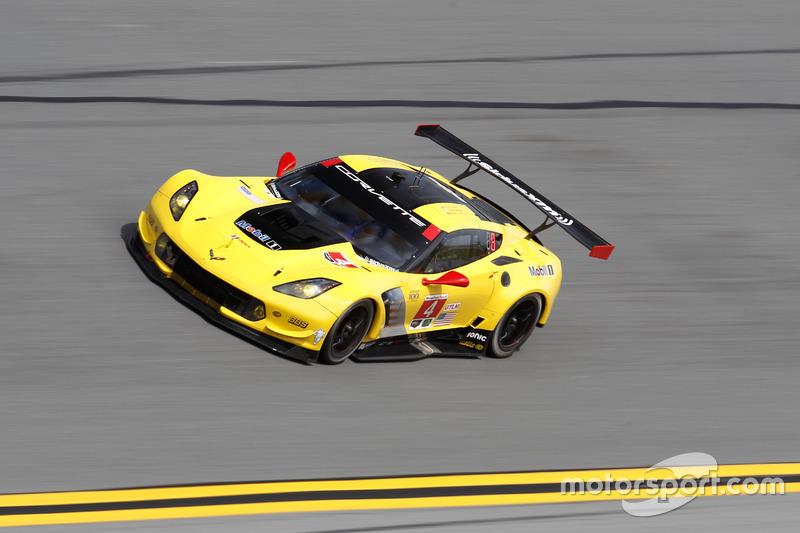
421,229,502,274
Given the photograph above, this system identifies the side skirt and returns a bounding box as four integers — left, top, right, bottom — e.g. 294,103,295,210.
352,328,494,362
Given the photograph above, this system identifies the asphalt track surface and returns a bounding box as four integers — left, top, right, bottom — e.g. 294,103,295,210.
1,0,799,530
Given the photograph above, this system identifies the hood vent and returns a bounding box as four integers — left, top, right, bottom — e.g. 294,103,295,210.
235,204,343,250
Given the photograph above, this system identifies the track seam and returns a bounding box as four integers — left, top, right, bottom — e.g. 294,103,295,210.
2,96,800,110
2,48,799,84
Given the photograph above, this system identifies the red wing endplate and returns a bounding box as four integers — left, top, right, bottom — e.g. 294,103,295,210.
415,124,614,260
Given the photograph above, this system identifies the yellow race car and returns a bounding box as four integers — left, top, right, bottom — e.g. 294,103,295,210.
126,125,613,364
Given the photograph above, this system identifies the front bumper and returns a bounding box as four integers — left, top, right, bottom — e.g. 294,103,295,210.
124,224,319,364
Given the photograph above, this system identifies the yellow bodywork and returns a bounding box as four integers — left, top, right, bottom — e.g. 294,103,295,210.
136,155,562,356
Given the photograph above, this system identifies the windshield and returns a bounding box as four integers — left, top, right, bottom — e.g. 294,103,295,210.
276,170,423,270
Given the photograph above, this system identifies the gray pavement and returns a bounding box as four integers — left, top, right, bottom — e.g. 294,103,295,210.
1,0,799,530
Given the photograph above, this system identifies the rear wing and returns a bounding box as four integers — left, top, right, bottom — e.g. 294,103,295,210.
415,124,614,260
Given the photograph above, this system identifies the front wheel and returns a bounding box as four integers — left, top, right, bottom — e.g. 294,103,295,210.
488,294,543,358
319,300,374,364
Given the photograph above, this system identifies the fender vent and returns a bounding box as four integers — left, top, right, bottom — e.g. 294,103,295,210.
491,255,522,266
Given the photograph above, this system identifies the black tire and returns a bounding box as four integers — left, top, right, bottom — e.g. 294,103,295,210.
319,300,374,364
488,294,543,358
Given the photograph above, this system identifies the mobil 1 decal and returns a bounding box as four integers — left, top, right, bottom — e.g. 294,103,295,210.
234,219,282,250
529,264,555,277
409,294,459,330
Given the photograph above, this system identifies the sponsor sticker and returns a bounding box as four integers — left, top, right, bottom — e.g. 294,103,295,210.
410,318,435,330
465,331,488,342
288,316,308,329
462,152,574,226
358,255,398,271
410,294,450,329
323,251,360,269
529,264,555,277
235,219,282,250
458,340,484,351
237,185,267,205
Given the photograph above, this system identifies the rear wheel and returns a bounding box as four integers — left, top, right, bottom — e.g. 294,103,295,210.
488,294,543,358
320,300,374,364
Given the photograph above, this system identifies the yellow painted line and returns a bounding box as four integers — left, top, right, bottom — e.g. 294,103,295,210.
1,464,797,528
3,463,798,508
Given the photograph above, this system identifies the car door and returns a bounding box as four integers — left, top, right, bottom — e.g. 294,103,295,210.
404,229,499,331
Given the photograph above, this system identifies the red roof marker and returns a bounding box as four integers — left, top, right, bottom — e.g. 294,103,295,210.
321,157,342,167
422,224,441,241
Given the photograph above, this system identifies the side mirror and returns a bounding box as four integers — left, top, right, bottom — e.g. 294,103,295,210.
277,152,296,177
421,271,470,287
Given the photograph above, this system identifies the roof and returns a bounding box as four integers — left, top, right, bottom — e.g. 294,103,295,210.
326,155,489,232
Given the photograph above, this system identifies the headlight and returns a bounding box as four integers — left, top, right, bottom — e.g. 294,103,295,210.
154,232,170,258
169,181,198,221
273,278,340,299
153,232,178,267
244,300,267,321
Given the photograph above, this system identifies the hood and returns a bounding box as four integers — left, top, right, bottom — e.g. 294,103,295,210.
174,203,383,287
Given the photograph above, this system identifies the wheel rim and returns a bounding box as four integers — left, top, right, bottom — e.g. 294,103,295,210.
330,306,370,359
497,300,537,350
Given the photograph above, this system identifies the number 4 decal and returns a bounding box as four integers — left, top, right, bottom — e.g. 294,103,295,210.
420,300,439,318
413,294,448,320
